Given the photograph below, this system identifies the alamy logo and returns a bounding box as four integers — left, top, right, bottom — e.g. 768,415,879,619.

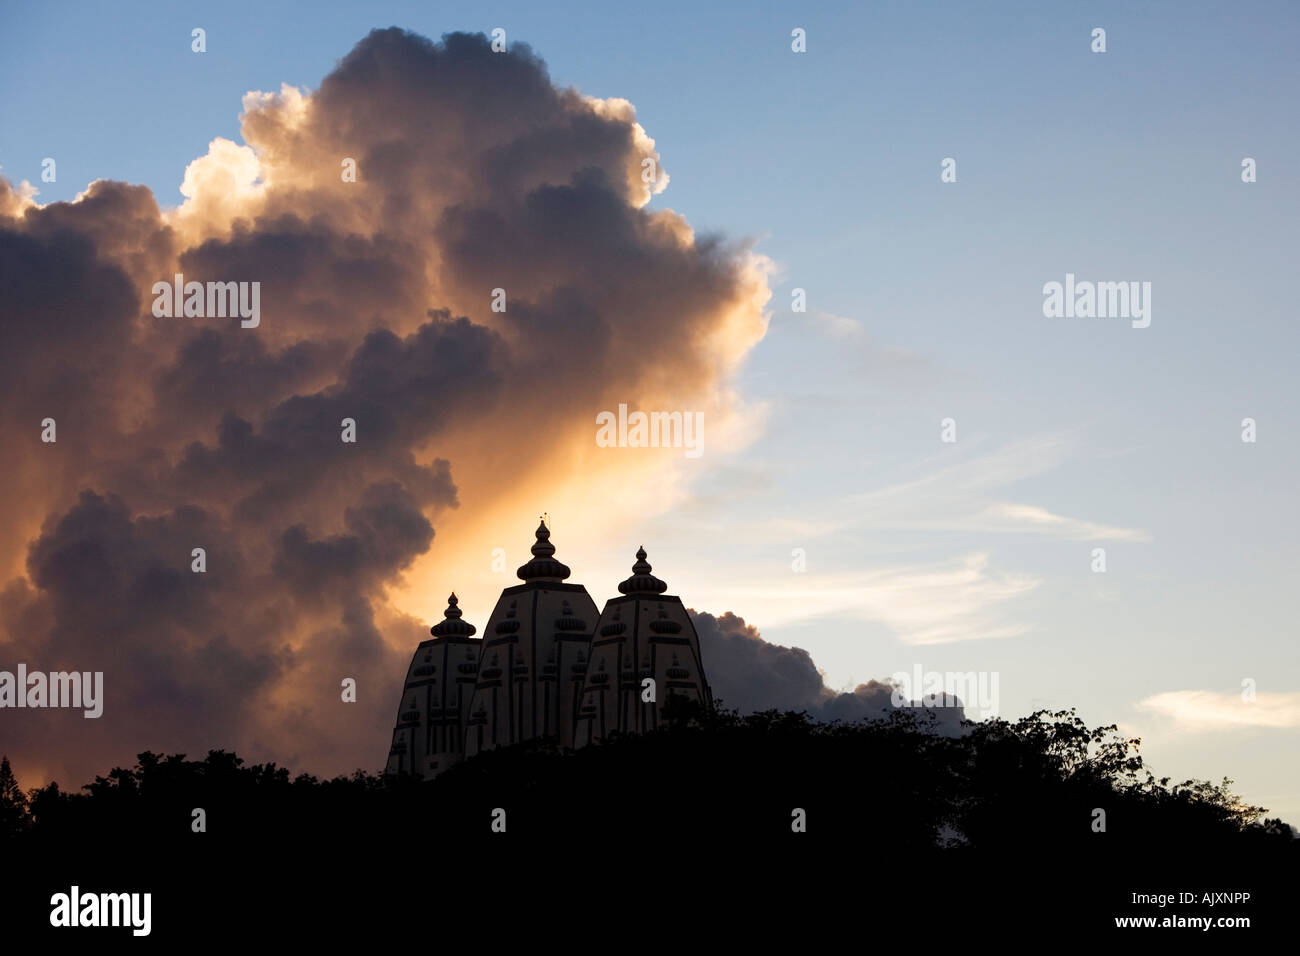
0,664,103,718
49,886,151,936
595,403,703,459
1042,273,1151,328
151,273,261,328
891,664,999,719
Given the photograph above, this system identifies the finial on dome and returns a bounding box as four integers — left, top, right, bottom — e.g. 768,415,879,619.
531,520,555,556
517,519,571,582
618,546,668,595
431,592,477,637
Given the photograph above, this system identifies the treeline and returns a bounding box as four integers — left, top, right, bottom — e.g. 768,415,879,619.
5,704,1296,938
4,703,1294,854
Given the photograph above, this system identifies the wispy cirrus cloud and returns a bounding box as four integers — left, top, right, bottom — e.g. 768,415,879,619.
837,435,1150,542
954,501,1150,541
701,551,1038,645
673,434,1143,648
807,311,866,340
1135,690,1300,731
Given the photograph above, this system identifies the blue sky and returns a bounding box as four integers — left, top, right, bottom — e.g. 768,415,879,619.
3,1,1299,820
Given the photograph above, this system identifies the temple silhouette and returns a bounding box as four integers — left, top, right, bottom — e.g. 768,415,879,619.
385,520,713,778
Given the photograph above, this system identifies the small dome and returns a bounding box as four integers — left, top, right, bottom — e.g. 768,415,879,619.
431,593,477,637
617,547,668,595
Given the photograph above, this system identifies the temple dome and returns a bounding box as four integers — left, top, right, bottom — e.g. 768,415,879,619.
430,593,477,637
617,546,667,594
516,520,571,582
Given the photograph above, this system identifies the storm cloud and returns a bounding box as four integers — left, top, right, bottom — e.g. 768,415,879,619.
0,28,774,787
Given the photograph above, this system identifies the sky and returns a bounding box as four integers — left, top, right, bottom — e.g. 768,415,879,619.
1,1,1298,823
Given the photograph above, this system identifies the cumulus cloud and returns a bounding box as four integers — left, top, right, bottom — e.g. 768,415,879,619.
0,28,771,787
692,610,967,732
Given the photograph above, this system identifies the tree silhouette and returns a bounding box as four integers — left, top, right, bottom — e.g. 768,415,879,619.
0,756,28,837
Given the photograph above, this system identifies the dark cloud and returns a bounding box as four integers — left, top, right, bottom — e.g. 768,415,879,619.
272,480,435,598
692,610,968,733
4,492,285,761
0,224,138,412
153,329,349,431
